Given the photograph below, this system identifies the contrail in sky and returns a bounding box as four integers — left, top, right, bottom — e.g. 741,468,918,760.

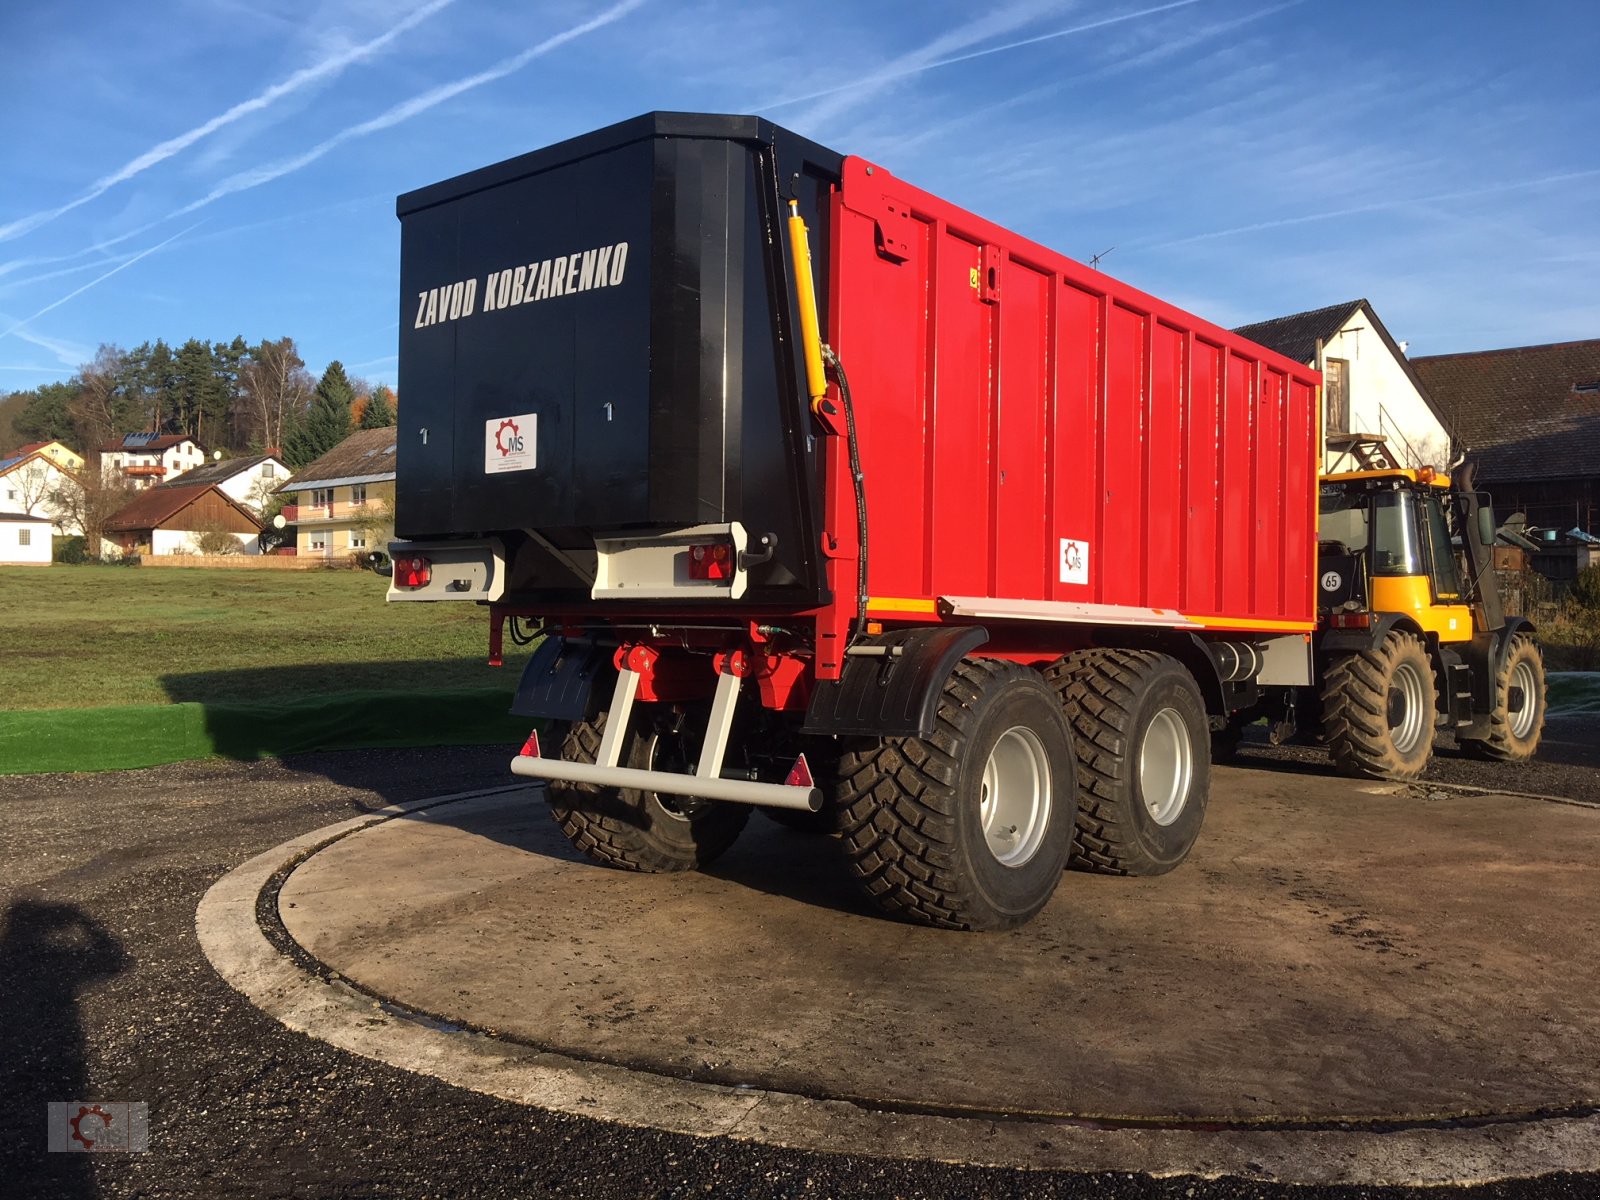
1144,167,1600,248
0,224,200,342
0,0,457,244
172,0,648,219
772,0,1205,120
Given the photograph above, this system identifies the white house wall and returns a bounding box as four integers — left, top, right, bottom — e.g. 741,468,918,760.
148,527,261,556
1323,311,1450,470
0,457,83,535
218,460,287,513
0,518,53,564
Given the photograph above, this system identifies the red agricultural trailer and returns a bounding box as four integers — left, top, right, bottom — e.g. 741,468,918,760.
387,112,1321,930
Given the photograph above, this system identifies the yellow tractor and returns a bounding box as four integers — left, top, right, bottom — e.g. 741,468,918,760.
1311,455,1546,779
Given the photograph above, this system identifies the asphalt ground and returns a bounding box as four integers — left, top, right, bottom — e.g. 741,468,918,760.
3,738,1598,1200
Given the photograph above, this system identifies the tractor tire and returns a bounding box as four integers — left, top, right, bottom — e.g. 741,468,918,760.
545,707,749,872
1321,629,1437,780
1045,649,1210,876
1460,633,1547,762
835,658,1076,932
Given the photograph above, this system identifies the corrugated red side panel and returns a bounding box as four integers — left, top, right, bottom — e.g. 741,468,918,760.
827,157,1318,630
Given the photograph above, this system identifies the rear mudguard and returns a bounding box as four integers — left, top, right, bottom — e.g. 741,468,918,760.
803,626,990,738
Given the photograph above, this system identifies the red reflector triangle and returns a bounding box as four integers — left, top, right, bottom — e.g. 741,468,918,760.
784,752,813,789
519,729,542,759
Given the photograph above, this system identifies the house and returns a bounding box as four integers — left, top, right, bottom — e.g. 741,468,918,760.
0,449,83,535
103,482,263,557
1233,299,1454,473
13,440,84,472
152,452,289,515
100,432,208,490
1412,338,1600,540
0,510,52,565
276,427,397,559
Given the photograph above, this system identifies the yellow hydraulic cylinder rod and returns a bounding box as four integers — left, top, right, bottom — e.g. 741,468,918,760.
786,200,831,416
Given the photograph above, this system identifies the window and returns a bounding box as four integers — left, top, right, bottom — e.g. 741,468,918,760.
350,483,367,504
262,463,276,478
1324,358,1350,434
309,534,327,551
4,487,14,501
18,528,31,546
1422,494,1462,600
311,488,333,507
349,534,366,549
1371,490,1422,577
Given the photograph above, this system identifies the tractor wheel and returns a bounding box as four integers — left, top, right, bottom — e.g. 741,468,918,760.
835,658,1076,931
545,706,749,872
1460,634,1547,762
1045,649,1210,876
1321,629,1437,780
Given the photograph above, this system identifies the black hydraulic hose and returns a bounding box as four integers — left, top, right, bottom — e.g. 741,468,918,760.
822,345,869,646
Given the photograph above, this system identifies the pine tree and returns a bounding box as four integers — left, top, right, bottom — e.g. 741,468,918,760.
360,384,396,429
284,361,355,467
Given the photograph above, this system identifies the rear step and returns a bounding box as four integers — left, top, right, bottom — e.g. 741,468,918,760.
510,666,822,812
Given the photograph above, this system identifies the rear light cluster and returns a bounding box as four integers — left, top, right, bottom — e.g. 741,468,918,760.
687,541,734,581
394,554,432,589
1327,611,1371,629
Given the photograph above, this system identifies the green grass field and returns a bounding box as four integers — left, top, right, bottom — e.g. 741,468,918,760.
0,564,530,710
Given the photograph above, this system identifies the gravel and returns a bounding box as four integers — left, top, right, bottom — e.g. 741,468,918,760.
2,744,1596,1199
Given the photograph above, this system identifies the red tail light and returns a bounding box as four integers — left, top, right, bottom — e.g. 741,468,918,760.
1328,611,1371,629
687,541,734,581
394,555,432,588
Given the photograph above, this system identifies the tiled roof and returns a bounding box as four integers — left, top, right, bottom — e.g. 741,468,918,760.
1233,300,1364,366
157,454,278,490
1412,339,1600,483
101,433,200,453
104,483,261,533
0,510,46,522
278,427,397,493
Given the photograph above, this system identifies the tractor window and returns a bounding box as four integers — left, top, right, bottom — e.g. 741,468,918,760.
1318,489,1369,554
1371,491,1422,576
1422,494,1462,600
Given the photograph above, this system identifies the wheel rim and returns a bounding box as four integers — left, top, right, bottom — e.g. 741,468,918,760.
1387,661,1429,755
1509,659,1539,739
1139,707,1193,826
979,726,1052,867
644,730,703,822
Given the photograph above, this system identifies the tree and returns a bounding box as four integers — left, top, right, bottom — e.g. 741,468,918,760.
13,380,79,445
170,338,228,445
284,360,354,467
48,469,134,559
240,337,314,454
360,384,396,429
69,347,132,458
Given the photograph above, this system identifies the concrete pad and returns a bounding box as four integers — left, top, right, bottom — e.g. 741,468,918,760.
200,769,1600,1184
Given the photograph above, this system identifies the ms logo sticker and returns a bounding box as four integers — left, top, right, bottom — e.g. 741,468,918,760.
1059,538,1090,586
485,413,537,474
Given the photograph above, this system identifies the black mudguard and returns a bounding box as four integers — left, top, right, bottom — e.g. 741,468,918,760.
803,626,990,738
509,636,611,721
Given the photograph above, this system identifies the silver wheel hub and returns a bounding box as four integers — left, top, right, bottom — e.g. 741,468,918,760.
1139,707,1193,826
1509,660,1539,739
980,726,1052,867
1388,661,1429,755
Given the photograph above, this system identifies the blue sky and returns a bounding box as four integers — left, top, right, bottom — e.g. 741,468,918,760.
2,0,1596,394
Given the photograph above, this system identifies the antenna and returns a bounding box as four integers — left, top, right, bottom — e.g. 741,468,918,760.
1089,246,1115,270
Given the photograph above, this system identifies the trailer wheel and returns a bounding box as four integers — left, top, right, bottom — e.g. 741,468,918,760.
1044,650,1210,876
1460,634,1546,762
546,707,749,872
835,659,1076,931
1321,629,1437,780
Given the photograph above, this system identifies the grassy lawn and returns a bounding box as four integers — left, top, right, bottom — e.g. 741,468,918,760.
0,565,530,710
